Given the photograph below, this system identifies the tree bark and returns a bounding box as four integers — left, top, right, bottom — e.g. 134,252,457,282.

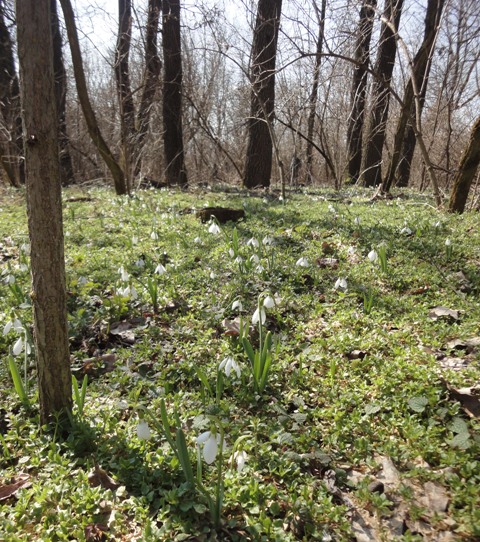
362,0,404,187
16,0,72,424
50,0,74,186
345,0,377,183
305,0,326,184
243,0,282,189
59,0,127,195
448,116,480,213
162,0,188,187
0,0,24,187
382,0,444,193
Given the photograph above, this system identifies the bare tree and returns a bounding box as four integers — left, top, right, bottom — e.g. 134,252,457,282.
243,0,282,189
448,115,480,213
162,0,188,187
362,0,404,187
345,0,377,183
16,0,71,423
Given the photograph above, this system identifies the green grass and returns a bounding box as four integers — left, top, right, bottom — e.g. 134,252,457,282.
0,185,479,541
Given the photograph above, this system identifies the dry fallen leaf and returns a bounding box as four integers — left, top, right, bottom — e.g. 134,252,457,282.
221,318,241,336
0,473,31,501
88,465,120,491
428,306,460,322
445,383,480,418
84,523,109,542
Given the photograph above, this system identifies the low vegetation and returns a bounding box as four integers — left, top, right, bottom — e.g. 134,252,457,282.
0,185,479,541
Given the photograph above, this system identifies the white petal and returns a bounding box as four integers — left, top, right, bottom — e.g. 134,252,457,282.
136,420,151,441
203,434,218,464
250,254,259,263
231,359,241,378
235,450,247,473
263,296,275,309
150,231,159,240
13,337,23,356
247,238,259,248
155,264,167,275
296,257,309,267
252,307,266,325
228,248,235,258
208,223,221,235
445,238,451,246
197,430,212,445
3,321,12,335
232,300,243,311
368,250,378,263
130,285,138,300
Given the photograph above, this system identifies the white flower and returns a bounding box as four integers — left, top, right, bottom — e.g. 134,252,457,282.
3,321,12,335
247,238,259,248
228,248,235,258
118,266,129,282
210,271,216,279
150,231,159,240
368,249,378,263
234,256,244,264
194,237,203,244
136,420,151,441
400,227,412,235
197,431,223,464
255,264,265,273
262,236,273,245
250,254,259,264
232,300,243,311
12,337,24,356
296,257,309,267
4,275,15,284
347,246,356,255
234,450,248,473
263,295,275,309
354,216,361,225
129,285,138,300
208,223,221,235
445,238,451,246
252,307,266,325
328,204,336,213
78,276,88,286
334,277,347,290
135,259,145,268
20,243,30,254
434,221,441,228
219,356,241,378
132,236,138,245
155,263,167,275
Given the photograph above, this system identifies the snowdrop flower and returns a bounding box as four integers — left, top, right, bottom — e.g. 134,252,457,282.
328,204,336,213
255,264,265,273
368,249,378,263
263,295,275,309
4,274,15,284
208,222,221,235
400,227,412,235
252,306,266,325
136,420,152,441
228,248,235,258
234,256,244,264
20,243,30,255
155,263,167,275
150,231,159,240
135,259,145,268
262,236,273,245
296,257,309,267
434,221,441,228
232,299,243,311
233,450,248,473
194,237,203,244
250,254,259,264
132,236,139,245
12,336,30,356
347,246,356,256
78,276,88,286
219,356,241,378
197,431,224,464
445,238,451,246
247,238,259,248
3,319,23,336
129,285,138,300
334,277,348,290
210,271,216,279
354,216,361,225
118,266,129,282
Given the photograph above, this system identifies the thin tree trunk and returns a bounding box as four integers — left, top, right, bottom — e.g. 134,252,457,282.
115,0,135,190
382,0,444,192
51,0,74,186
243,0,282,189
345,0,377,183
135,0,162,177
16,0,72,424
305,0,326,184
362,0,404,187
162,0,188,187
448,116,480,213
59,0,127,195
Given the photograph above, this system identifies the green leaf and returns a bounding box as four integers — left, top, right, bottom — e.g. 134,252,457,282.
175,428,195,485
365,403,381,415
408,396,429,413
242,337,255,366
194,366,212,396
8,356,28,406
450,432,471,449
450,417,469,435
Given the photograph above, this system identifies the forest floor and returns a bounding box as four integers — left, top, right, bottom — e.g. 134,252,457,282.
0,185,479,541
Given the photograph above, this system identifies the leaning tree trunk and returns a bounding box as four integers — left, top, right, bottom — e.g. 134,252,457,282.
51,0,74,186
448,116,480,213
362,0,404,188
135,0,162,177
305,0,326,184
59,0,127,195
382,0,445,193
16,0,72,424
162,0,188,187
243,0,282,189
0,0,24,187
345,0,377,183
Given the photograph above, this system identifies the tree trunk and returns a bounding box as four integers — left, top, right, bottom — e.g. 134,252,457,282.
345,0,377,183
50,0,74,186
0,0,24,187
16,0,72,424
305,0,326,184
448,116,480,213
135,0,162,177
243,0,282,189
115,0,135,190
59,0,127,195
362,0,404,187
382,0,444,193
162,0,188,187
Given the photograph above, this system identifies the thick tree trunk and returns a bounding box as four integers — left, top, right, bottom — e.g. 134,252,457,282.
162,0,188,187
135,0,162,177
345,0,376,183
362,0,404,188
50,0,74,186
382,0,444,193
59,0,127,195
115,0,135,189
243,0,282,189
16,0,72,424
0,0,24,187
305,0,326,184
448,116,480,213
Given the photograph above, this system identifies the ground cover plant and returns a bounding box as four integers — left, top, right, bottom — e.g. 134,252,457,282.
0,185,479,541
